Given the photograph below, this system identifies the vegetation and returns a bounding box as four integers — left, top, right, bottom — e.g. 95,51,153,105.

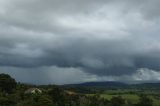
0,74,16,93
0,73,159,106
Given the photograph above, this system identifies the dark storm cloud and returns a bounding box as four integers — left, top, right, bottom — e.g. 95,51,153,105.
0,0,160,84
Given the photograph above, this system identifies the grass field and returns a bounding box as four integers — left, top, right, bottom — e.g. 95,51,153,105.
87,89,160,106
101,94,139,103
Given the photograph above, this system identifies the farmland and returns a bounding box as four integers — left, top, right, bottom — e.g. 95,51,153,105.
86,89,160,106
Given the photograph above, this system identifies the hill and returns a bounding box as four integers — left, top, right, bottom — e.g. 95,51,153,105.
64,81,160,89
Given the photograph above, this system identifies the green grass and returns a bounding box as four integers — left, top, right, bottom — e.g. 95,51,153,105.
86,91,160,106
101,94,160,106
149,96,160,106
101,94,139,104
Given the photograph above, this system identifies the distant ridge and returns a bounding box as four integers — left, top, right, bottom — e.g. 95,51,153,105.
64,81,160,89
133,82,160,88
64,81,128,88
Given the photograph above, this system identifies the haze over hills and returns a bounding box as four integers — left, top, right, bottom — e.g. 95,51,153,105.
64,81,160,89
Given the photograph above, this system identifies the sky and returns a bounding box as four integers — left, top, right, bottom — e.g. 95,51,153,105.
0,0,160,84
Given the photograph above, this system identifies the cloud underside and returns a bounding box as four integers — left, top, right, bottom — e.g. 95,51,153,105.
0,0,160,84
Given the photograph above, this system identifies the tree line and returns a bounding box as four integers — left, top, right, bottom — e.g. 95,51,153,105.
0,73,153,106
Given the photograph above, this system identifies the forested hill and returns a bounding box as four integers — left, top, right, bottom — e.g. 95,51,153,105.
64,81,128,88
64,81,160,89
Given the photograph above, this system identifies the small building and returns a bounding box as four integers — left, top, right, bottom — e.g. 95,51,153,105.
25,88,42,94
65,90,76,95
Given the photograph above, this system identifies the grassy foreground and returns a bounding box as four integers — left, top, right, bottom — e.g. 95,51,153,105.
86,89,160,106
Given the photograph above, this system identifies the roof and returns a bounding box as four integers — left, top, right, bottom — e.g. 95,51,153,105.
25,88,42,94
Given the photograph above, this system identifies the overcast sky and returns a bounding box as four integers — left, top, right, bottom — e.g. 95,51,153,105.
0,0,160,84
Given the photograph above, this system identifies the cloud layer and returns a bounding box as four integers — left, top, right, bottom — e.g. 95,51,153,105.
0,0,160,84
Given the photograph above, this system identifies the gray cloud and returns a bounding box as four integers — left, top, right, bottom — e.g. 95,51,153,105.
0,66,98,85
0,0,160,84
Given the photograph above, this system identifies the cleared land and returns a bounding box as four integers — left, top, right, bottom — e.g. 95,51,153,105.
87,89,160,106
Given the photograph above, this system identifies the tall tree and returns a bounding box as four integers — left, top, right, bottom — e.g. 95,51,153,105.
137,95,153,106
110,96,125,106
0,73,17,93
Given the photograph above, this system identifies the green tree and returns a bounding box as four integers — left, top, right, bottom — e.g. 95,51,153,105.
110,96,125,106
137,95,153,106
0,73,17,93
89,94,101,106
0,96,15,106
48,87,65,106
36,95,54,106
15,100,36,106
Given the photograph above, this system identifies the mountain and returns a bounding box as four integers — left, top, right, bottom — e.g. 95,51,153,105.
64,81,160,89
64,81,128,88
132,82,160,88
